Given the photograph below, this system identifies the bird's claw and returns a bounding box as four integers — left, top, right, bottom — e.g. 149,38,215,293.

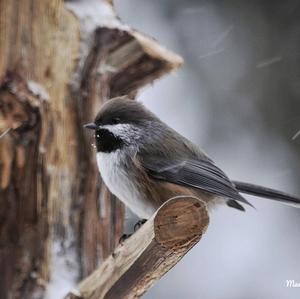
119,219,147,244
134,219,147,232
119,233,132,244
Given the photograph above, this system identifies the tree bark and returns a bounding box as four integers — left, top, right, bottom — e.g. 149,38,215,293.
0,1,182,298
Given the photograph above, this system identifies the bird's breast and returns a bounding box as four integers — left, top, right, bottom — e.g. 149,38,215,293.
96,150,157,219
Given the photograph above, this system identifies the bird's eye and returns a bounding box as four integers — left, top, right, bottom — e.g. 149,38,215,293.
112,118,120,124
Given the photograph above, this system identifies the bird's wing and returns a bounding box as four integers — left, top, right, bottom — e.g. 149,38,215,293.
139,154,252,207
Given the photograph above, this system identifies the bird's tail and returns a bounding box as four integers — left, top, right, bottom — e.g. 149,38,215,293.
233,181,300,208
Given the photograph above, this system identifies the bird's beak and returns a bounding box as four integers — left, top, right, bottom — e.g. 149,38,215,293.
84,122,98,130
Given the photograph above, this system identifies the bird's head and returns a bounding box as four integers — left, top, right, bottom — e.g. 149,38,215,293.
84,97,158,153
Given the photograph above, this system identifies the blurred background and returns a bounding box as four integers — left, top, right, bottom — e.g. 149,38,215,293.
115,1,300,298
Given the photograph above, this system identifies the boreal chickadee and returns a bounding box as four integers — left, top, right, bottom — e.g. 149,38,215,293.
84,97,300,219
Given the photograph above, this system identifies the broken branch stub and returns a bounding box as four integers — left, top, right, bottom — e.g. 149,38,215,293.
65,197,209,299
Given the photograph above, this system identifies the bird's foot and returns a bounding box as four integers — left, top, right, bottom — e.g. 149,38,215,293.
119,219,147,243
134,219,147,232
119,233,132,244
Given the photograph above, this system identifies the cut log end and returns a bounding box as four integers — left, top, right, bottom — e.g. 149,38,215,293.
154,197,209,251
65,197,209,299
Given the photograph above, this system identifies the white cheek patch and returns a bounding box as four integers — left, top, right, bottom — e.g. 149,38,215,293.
101,123,141,144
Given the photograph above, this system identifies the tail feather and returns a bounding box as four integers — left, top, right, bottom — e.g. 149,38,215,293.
233,181,300,208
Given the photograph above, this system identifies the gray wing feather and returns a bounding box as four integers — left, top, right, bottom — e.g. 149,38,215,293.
137,121,252,208
140,155,252,207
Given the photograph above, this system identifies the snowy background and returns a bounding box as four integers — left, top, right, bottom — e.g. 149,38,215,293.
114,1,300,299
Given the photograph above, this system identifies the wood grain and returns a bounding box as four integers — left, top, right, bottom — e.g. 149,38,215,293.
0,0,183,298
0,1,78,297
65,197,209,299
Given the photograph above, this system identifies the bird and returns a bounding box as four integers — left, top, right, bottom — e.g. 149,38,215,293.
84,97,300,220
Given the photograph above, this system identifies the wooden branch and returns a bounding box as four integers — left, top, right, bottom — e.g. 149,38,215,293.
65,197,209,299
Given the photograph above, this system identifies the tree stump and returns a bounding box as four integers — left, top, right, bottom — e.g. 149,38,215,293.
0,0,183,298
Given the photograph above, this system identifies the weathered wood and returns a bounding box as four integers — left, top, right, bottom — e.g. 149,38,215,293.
65,197,209,299
67,0,183,277
0,0,183,298
0,1,79,298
